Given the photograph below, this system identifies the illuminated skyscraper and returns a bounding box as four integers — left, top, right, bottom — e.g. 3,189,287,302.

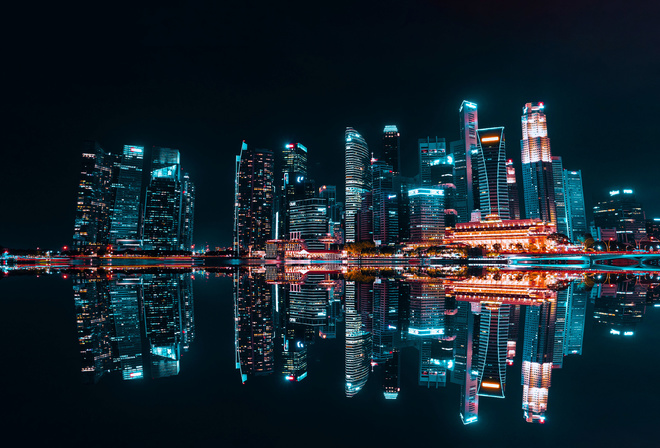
180,173,195,250
382,349,401,399
371,160,398,245
283,142,308,176
72,141,115,251
409,188,445,243
420,137,452,186
109,145,145,245
234,143,275,255
521,102,556,223
345,127,371,242
382,125,401,175
109,276,144,380
319,185,339,225
593,189,646,244
143,147,182,251
279,143,311,238
564,282,587,356
474,127,509,219
452,301,479,424
563,170,587,241
551,156,570,236
372,278,399,362
345,281,372,397
476,303,510,398
451,100,478,223
289,198,328,250
506,160,521,220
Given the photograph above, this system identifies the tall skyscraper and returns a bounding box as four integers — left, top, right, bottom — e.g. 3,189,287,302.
521,102,556,224
318,185,339,225
420,137,451,186
345,128,371,242
551,156,570,236
474,127,509,219
345,281,372,397
109,145,145,246
452,301,479,424
476,303,510,398
451,100,478,223
279,143,311,238
371,160,398,245
382,125,401,175
563,170,587,241
143,147,182,251
180,173,195,251
506,159,521,220
234,143,275,255
72,141,115,251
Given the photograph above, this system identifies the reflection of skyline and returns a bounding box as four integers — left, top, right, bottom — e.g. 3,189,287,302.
73,272,195,383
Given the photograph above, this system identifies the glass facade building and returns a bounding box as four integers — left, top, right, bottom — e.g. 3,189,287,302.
345,127,371,243
563,170,587,241
109,145,145,245
475,127,509,220
382,125,400,175
452,100,478,223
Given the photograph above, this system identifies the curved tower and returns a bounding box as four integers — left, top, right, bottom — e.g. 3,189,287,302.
345,127,371,242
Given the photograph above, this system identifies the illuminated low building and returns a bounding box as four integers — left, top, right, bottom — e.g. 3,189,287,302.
444,215,556,251
409,188,445,244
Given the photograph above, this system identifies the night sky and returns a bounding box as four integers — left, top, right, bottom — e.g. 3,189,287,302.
3,1,659,250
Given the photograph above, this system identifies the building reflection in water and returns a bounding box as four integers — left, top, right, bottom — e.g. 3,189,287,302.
73,271,195,383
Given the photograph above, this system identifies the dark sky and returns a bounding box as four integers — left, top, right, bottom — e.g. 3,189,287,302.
3,0,659,249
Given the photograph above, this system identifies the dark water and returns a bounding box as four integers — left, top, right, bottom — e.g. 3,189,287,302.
1,267,659,447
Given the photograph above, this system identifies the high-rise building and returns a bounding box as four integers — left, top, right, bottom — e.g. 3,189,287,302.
72,141,115,251
143,147,182,251
382,125,401,175
451,100,478,223
474,127,509,219
551,156,570,236
279,143,311,238
372,278,398,362
283,142,308,176
409,188,445,243
452,301,479,424
593,189,647,243
420,137,451,186
563,170,587,241
564,283,587,356
345,281,372,397
234,143,275,255
345,128,371,242
506,159,521,220
109,145,145,246
521,102,556,224
288,198,328,250
476,303,510,398
180,173,195,251
371,160,398,245
318,185,339,225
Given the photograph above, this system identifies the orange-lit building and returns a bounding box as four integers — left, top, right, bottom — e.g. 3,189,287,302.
443,215,556,251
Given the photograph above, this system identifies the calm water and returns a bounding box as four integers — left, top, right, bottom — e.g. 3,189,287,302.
1,266,658,447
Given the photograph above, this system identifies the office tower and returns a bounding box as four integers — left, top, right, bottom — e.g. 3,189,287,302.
143,147,182,251
521,102,556,223
382,125,401,175
109,276,145,380
372,278,399,362
180,173,195,251
371,160,399,245
283,142,308,176
180,274,195,351
234,143,275,255
476,303,510,398
409,188,445,243
234,270,274,381
319,185,339,225
522,301,557,423
474,127,509,219
288,198,328,250
73,141,115,251
451,100,478,223
345,281,372,397
279,143,311,238
393,176,417,242
593,189,647,243
507,305,521,365
345,127,371,242
73,276,114,383
593,279,647,336
109,145,145,246
288,274,329,327
356,191,373,242
506,160,521,220
564,282,587,355
383,349,401,399
452,301,479,424
553,288,569,368
563,170,587,241
420,137,451,186
551,156,570,236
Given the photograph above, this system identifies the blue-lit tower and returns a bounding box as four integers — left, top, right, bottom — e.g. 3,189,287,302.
345,128,371,243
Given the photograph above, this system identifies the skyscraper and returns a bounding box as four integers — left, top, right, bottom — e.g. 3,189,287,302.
371,160,398,245
279,143,311,238
345,281,372,397
420,137,451,186
593,189,647,243
506,159,521,220
476,303,510,398
563,170,587,241
408,188,445,243
234,143,275,255
109,145,145,246
474,127,509,219
345,128,371,243
382,125,400,175
143,147,182,251
451,100,478,223
318,185,339,224
288,198,328,250
551,156,570,236
180,173,195,251
72,141,115,251
521,102,556,224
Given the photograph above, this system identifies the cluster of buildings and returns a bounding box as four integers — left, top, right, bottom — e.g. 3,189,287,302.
72,142,195,252
234,101,610,255
234,266,658,423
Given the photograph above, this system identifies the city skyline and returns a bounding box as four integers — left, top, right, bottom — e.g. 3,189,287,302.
3,2,660,251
